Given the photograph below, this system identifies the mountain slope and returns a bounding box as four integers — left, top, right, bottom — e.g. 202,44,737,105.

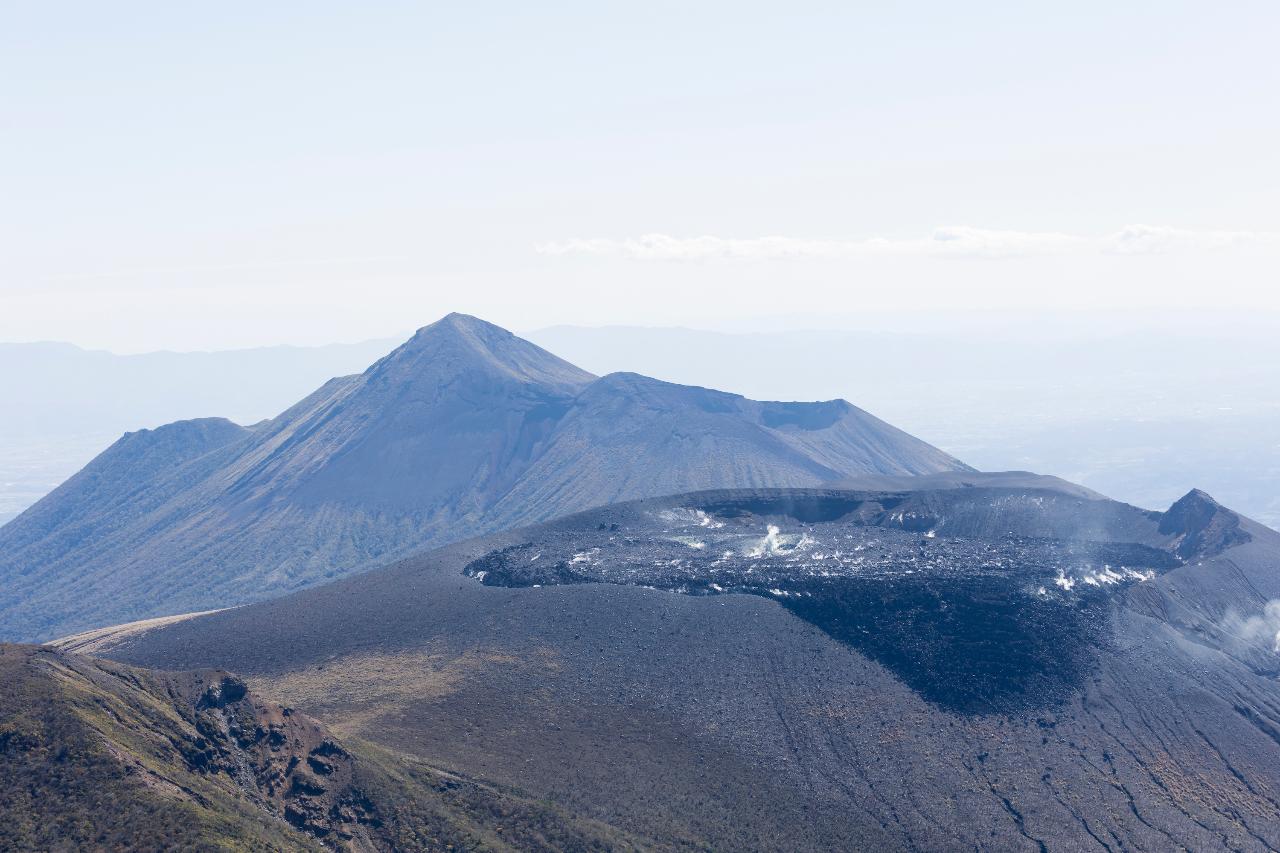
0,313,967,641
95,476,1280,851
0,643,643,852
0,337,401,447
526,319,1280,531
489,372,962,529
0,337,403,528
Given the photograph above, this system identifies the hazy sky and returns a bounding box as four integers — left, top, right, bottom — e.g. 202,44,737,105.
4,2,1278,351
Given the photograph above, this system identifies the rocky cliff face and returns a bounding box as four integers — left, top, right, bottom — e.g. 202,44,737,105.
178,672,381,843
1158,487,1252,559
0,643,362,850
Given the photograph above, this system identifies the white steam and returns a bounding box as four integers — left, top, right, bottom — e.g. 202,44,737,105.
1222,601,1280,654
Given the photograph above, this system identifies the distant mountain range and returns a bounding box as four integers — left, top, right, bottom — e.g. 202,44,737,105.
0,314,966,641
81,475,1280,850
5,315,1278,532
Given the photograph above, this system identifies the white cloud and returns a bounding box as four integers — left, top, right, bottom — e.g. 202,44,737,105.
1103,224,1275,255
926,226,1083,257
537,225,1277,261
537,227,1081,260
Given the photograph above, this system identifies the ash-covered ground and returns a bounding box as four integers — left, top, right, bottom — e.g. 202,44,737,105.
466,496,1181,713
102,483,1280,850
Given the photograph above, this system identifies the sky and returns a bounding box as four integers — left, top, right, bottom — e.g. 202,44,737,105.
3,2,1279,351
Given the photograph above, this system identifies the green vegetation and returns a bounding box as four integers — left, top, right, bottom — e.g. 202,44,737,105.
0,644,647,851
0,644,317,851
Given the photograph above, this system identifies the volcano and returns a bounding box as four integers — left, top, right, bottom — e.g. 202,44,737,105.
0,314,966,641
82,474,1280,850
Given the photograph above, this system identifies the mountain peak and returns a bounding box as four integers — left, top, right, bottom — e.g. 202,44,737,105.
1159,488,1251,559
417,311,505,338
1163,488,1223,522
0,315,970,640
374,313,596,394
406,312,520,354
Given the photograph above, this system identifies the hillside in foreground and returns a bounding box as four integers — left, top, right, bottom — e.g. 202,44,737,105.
0,644,642,852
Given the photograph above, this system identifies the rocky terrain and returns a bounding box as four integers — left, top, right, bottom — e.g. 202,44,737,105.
0,313,966,642
0,643,640,851
88,475,1280,851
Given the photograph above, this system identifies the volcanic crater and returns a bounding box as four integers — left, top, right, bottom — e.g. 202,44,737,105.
465,491,1183,713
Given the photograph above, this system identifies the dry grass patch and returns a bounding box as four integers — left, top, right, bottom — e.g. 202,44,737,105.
260,645,560,736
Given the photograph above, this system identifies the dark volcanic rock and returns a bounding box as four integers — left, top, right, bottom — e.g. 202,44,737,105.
1159,487,1251,559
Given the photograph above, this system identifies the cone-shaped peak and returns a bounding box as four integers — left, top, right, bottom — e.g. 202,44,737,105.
1161,488,1223,527
373,313,595,394
414,312,508,341
405,313,528,356
1159,488,1250,559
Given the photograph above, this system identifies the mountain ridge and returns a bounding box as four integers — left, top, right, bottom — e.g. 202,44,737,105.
0,314,968,641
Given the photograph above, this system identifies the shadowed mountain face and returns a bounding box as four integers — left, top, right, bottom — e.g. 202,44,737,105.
0,314,967,642
95,477,1280,851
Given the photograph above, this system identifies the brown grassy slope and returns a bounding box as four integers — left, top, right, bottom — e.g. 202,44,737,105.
0,644,646,852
